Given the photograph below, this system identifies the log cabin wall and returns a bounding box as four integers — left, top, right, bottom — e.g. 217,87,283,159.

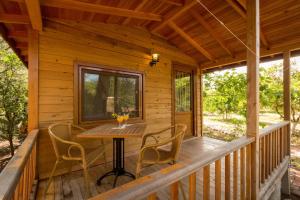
37,21,198,179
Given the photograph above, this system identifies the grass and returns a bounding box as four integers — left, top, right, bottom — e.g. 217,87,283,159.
291,157,300,170
204,113,300,172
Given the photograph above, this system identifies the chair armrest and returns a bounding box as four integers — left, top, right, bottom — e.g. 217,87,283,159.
142,126,174,146
71,124,86,132
141,135,176,152
51,133,86,161
140,136,176,162
65,144,85,161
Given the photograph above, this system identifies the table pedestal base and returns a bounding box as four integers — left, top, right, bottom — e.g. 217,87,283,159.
96,138,136,188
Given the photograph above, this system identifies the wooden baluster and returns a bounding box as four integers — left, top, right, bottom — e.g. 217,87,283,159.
281,127,284,160
246,144,251,199
233,151,238,200
203,165,210,200
259,139,262,187
189,173,196,200
148,193,157,200
260,137,265,185
240,147,245,200
274,131,277,167
277,130,279,166
18,172,24,199
277,130,280,165
215,160,221,200
13,182,20,200
265,135,270,179
270,133,273,172
171,181,179,200
225,154,230,200
273,131,276,169
22,165,27,200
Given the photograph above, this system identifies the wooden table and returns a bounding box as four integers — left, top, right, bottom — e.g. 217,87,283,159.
77,123,147,187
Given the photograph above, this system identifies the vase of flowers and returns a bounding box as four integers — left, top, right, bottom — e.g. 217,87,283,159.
112,113,126,128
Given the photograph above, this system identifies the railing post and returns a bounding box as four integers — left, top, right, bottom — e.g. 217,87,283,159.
282,50,291,195
246,0,260,198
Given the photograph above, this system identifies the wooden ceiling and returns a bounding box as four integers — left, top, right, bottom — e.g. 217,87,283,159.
0,0,299,68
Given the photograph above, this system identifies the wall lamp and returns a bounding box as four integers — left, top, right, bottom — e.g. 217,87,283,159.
150,53,160,67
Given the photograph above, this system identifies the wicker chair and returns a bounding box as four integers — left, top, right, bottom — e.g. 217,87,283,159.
136,124,187,177
44,123,107,197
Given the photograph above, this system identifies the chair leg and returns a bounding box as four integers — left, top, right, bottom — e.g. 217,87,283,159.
44,160,59,197
83,166,91,198
63,161,73,196
136,162,141,178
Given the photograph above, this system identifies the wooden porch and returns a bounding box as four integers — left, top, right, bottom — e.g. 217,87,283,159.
36,137,226,200
0,0,298,199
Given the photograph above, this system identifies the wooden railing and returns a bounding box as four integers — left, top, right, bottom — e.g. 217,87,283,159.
90,136,256,200
259,121,290,198
0,129,38,200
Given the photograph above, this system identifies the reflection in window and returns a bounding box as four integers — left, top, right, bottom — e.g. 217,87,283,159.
175,72,191,112
81,68,141,121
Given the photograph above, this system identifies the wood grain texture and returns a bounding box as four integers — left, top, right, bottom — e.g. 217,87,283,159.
37,24,197,178
78,123,147,139
28,29,39,132
246,0,260,198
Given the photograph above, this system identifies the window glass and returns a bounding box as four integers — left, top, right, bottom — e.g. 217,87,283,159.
175,71,191,112
81,68,141,121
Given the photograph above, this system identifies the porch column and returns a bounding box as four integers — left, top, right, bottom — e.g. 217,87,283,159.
196,68,203,136
282,50,291,195
28,29,39,132
246,0,260,199
283,50,291,153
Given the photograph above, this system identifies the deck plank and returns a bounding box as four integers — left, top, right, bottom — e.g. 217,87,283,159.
37,137,228,200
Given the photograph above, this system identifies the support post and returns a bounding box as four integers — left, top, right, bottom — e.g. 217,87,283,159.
246,0,260,199
283,50,291,153
28,29,39,132
196,68,203,136
282,50,291,195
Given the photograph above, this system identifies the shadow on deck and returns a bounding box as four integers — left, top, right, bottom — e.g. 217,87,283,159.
37,137,227,200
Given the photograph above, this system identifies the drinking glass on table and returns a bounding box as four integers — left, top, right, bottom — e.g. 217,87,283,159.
123,114,129,126
117,115,124,128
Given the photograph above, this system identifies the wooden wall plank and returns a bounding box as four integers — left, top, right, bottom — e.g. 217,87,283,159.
37,24,197,177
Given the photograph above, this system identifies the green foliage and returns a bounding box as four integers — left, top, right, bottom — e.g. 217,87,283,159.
260,62,300,135
203,59,300,136
0,38,27,156
203,70,247,119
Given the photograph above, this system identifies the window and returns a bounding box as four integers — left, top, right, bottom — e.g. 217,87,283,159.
175,71,192,112
78,65,143,123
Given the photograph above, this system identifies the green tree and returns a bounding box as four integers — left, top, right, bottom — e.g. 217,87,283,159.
260,62,300,135
203,70,247,119
0,38,27,156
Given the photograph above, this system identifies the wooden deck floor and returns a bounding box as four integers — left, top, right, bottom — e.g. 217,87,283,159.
37,137,227,200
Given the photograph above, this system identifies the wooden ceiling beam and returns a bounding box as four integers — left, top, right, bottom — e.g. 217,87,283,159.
163,0,183,7
24,0,43,31
0,13,30,24
168,21,214,61
8,30,28,39
122,0,149,25
16,42,28,49
152,0,197,32
41,0,162,22
191,11,233,57
200,39,300,69
225,0,270,49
